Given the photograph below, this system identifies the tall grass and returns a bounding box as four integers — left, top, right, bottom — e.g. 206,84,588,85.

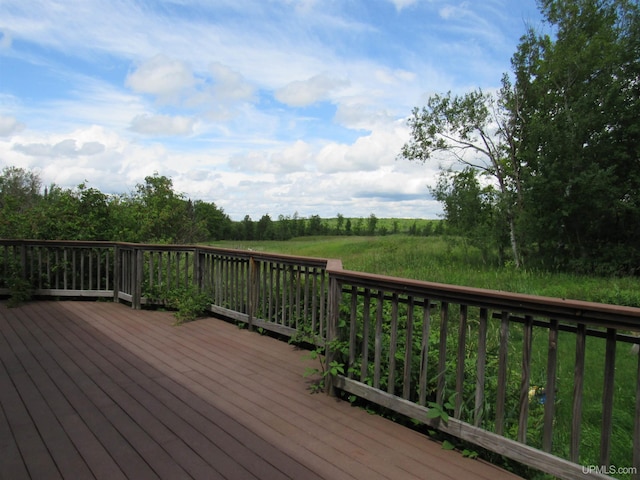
213,234,640,306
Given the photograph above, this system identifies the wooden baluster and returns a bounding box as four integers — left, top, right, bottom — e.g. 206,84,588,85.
374,290,384,390
403,296,415,401
542,319,559,453
600,328,616,465
360,289,371,383
348,286,358,380
495,311,509,436
387,293,399,395
437,302,449,408
570,323,586,462
455,304,468,419
518,315,533,443
474,307,488,426
418,299,432,407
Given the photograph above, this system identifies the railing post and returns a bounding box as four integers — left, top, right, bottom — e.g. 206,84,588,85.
194,248,202,290
247,256,258,331
325,273,341,396
113,244,121,304
19,242,27,282
132,247,143,309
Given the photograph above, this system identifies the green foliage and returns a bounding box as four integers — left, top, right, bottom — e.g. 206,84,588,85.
301,336,349,394
442,440,456,451
431,168,503,263
144,283,211,325
426,393,456,424
462,448,479,459
5,265,33,307
168,287,211,325
0,168,232,243
399,87,524,268
515,0,640,275
0,166,42,239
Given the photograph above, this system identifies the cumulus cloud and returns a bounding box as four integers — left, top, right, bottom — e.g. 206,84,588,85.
229,140,313,174
125,54,195,102
0,115,24,136
316,123,408,173
183,61,256,120
13,139,105,157
208,62,255,102
129,114,195,136
269,140,313,173
275,74,349,107
334,104,398,131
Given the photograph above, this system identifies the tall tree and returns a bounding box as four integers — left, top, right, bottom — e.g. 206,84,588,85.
431,167,504,263
516,0,640,274
193,200,231,241
0,167,42,238
400,87,524,267
256,214,274,240
132,173,196,243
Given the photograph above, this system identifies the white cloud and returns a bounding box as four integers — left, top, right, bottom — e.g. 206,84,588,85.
0,115,24,136
13,139,105,157
334,104,396,131
316,121,409,173
208,62,255,102
129,114,195,136
387,0,419,11
125,54,195,103
275,74,349,107
229,140,313,174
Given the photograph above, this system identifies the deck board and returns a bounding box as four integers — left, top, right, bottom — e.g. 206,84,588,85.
0,300,522,479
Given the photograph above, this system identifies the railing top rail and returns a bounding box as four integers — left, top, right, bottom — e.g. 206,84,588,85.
0,239,333,269
0,239,117,248
326,266,640,330
198,246,332,268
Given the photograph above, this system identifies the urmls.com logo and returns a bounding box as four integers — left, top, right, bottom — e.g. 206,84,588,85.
581,465,638,476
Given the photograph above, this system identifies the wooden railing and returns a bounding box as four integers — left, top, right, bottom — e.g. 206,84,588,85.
0,240,331,342
1,239,639,480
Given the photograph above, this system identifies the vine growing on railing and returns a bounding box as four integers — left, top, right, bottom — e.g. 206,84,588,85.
303,345,346,394
5,259,33,307
143,283,211,325
292,317,351,393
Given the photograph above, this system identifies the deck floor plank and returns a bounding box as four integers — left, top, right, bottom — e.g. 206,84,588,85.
0,300,522,480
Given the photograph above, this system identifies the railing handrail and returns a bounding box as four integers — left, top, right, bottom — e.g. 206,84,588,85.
1,239,331,265
327,266,640,330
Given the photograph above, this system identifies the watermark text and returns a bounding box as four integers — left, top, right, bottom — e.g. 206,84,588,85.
582,465,638,476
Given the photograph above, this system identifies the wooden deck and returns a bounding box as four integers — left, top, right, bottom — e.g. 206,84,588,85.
0,300,523,480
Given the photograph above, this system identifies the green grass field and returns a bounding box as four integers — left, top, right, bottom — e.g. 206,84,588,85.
212,234,640,307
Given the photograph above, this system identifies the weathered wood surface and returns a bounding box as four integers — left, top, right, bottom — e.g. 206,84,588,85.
0,300,522,480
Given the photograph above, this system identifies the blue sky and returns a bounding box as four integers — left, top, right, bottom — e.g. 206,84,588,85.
0,0,543,220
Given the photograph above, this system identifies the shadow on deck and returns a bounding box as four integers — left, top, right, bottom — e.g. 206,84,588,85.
0,301,522,479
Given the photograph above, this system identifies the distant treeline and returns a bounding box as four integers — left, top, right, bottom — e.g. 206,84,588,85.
0,167,442,243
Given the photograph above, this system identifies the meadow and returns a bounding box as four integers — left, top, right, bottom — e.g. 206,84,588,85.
212,234,640,307
212,233,640,478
